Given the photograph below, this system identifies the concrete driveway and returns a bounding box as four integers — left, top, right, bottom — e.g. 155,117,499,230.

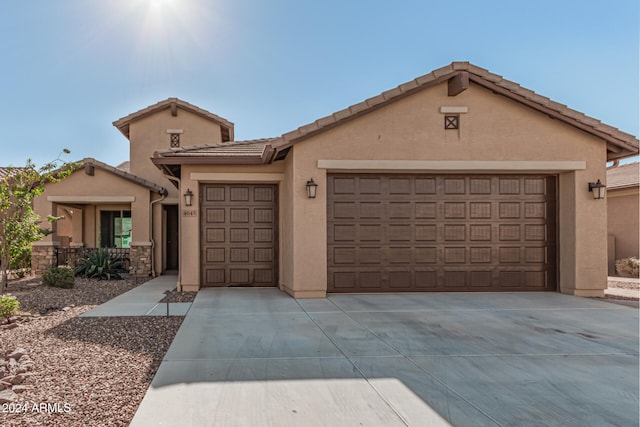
130,289,639,427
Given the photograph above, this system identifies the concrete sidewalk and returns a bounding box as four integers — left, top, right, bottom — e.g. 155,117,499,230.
606,276,640,299
130,290,639,427
80,274,192,317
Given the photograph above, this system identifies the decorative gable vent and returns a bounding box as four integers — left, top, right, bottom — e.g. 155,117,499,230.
166,129,184,148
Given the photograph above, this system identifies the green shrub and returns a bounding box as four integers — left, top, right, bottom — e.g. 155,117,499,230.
615,257,640,278
0,294,20,317
43,266,75,289
74,249,124,280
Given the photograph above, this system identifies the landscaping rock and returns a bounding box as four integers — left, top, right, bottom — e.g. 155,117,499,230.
12,385,27,393
0,389,18,403
7,348,26,361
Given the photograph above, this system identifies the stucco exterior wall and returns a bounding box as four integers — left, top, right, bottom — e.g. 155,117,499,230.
128,108,224,198
33,168,157,275
286,82,608,297
35,168,153,244
178,162,287,292
608,188,640,270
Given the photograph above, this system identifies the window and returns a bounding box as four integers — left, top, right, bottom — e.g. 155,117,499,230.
100,210,132,248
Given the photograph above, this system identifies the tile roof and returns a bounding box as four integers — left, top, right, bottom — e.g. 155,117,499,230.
271,62,639,161
153,139,276,165
79,158,168,195
0,167,15,179
116,161,130,172
113,98,234,140
607,162,639,190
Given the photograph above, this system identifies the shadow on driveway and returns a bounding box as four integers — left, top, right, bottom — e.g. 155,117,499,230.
132,290,640,427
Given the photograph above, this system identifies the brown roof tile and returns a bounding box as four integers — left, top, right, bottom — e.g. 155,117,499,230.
153,139,276,165
272,62,638,161
113,98,234,140
607,162,640,190
0,167,14,179
80,158,167,195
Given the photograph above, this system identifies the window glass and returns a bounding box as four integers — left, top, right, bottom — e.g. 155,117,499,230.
100,210,132,248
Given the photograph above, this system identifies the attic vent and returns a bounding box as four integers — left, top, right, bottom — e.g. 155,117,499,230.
166,129,183,148
170,133,180,147
444,115,459,130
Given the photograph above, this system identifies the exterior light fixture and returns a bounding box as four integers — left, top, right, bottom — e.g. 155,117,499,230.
184,188,194,206
588,179,606,200
306,178,318,199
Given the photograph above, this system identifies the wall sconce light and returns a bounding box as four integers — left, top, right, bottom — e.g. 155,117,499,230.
588,179,606,200
184,188,194,206
306,178,318,199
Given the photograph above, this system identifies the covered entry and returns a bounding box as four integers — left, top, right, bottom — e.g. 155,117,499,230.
327,174,557,292
200,184,278,287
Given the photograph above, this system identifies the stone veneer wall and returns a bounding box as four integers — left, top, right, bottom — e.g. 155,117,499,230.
129,245,152,277
31,245,57,276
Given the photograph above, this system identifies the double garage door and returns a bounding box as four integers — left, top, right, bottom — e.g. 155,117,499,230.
328,174,557,292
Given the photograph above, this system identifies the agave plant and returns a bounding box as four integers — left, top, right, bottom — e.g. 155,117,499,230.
74,248,125,280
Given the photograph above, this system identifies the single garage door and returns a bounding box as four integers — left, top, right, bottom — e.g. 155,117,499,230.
201,184,278,287
327,174,556,292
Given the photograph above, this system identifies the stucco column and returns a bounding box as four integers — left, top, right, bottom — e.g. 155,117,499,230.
70,207,84,247
288,167,327,298
31,202,60,275
179,178,200,292
558,170,608,297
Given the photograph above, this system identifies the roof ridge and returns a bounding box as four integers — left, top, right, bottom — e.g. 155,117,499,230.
271,61,638,161
81,158,167,195
112,98,234,140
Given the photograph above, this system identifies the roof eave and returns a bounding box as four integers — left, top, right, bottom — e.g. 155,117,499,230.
271,62,639,161
112,98,235,141
79,158,168,196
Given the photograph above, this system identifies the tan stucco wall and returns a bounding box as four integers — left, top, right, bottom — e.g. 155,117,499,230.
607,188,640,272
286,82,608,297
34,168,152,246
128,108,224,198
178,162,288,292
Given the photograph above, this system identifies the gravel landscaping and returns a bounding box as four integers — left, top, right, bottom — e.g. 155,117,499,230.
0,276,184,427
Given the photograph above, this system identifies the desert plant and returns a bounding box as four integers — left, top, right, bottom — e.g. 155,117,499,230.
74,249,124,280
0,294,20,317
615,257,640,278
43,266,75,288
0,151,78,291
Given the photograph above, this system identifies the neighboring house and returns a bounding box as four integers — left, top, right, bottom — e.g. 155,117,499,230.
32,62,639,298
606,162,640,275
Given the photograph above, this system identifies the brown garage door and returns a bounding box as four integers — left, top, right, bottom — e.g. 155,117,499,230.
327,174,556,292
201,184,278,287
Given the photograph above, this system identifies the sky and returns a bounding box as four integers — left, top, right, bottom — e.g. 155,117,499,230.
1,0,638,168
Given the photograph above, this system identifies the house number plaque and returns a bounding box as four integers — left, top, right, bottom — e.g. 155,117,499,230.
182,210,197,217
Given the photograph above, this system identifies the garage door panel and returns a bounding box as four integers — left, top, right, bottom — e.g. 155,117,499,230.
359,272,381,288
416,247,437,263
328,174,556,292
333,202,357,219
470,247,492,264
470,271,493,287
470,202,491,218
360,247,382,264
389,271,412,286
201,184,278,287
416,271,438,288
